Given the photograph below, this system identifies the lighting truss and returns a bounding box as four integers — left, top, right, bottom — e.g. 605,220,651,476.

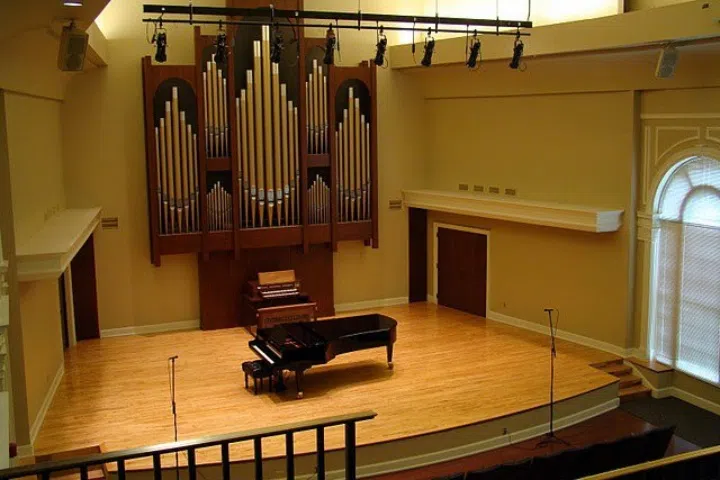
142,4,532,38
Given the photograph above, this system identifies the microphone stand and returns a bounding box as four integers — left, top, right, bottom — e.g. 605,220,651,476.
537,309,570,448
169,356,180,480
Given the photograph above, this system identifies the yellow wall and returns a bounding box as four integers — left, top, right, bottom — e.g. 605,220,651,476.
4,92,66,246
422,91,635,347
18,279,64,432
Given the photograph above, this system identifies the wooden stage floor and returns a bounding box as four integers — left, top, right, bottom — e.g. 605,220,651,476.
35,303,619,469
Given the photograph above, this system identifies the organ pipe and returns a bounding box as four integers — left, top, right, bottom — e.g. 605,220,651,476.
336,88,371,222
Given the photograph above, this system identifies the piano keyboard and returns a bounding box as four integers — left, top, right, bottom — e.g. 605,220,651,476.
260,288,299,299
251,344,277,365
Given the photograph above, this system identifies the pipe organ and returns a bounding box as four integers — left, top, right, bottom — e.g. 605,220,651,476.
153,86,200,235
142,3,378,330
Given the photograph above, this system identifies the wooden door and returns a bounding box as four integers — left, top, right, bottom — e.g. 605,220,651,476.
71,235,100,340
437,227,487,317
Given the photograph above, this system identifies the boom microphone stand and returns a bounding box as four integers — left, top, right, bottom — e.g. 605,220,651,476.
168,355,180,480
536,309,570,448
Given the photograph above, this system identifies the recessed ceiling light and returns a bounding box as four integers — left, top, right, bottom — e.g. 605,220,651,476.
64,0,83,6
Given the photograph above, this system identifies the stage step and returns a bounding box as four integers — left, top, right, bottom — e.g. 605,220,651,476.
619,383,652,403
590,358,624,369
597,363,632,377
617,374,642,389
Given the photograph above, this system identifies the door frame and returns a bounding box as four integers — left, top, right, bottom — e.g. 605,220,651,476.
432,222,491,317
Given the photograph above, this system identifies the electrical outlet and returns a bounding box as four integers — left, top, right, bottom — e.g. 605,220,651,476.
505,188,517,196
488,186,500,194
503,427,508,435
458,183,469,191
473,185,484,193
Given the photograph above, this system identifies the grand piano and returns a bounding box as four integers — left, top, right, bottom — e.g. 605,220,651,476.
249,313,397,398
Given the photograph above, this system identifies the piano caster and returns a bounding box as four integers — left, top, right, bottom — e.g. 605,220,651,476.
388,361,394,370
296,391,304,400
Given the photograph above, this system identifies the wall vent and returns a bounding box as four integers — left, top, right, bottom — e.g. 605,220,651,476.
388,199,403,210
488,186,500,194
101,217,119,229
505,188,517,196
458,183,469,191
473,185,484,193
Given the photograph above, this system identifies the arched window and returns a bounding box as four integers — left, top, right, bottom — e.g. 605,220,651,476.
653,155,720,385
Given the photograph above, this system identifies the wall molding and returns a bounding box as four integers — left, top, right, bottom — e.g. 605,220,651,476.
323,398,619,480
29,362,64,447
487,311,632,358
100,320,200,338
334,297,409,313
641,113,720,120
651,386,720,416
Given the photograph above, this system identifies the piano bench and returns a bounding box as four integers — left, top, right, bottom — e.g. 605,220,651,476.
242,360,273,395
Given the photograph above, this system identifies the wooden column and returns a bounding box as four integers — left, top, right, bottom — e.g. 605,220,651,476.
408,207,427,303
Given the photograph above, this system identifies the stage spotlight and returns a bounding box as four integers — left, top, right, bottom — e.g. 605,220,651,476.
323,24,336,65
270,25,284,63
509,34,524,70
374,27,387,66
215,30,227,65
421,29,435,67
466,33,481,69
154,30,167,63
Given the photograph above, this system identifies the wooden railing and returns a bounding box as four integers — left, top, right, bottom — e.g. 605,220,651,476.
581,444,720,479
0,411,377,480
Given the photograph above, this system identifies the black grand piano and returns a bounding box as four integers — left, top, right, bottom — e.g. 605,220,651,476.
249,313,397,398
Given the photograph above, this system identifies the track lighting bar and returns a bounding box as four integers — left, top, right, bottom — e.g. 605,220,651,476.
142,18,530,37
143,4,532,31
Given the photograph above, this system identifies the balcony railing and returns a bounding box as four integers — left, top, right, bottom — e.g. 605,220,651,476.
0,410,377,480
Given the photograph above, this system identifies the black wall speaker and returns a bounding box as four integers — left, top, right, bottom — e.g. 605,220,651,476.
58,24,89,72
655,45,678,79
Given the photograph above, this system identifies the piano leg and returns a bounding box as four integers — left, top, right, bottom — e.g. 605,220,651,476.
295,369,304,399
274,370,288,393
387,343,394,370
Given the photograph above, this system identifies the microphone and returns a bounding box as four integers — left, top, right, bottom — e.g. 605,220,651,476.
169,355,179,360
544,308,554,313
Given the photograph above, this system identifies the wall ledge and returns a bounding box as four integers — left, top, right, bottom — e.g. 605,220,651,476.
16,208,101,282
403,189,623,233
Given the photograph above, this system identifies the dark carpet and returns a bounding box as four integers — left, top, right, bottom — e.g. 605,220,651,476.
620,396,720,448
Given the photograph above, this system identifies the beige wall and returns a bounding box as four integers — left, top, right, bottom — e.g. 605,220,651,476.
18,279,64,427
422,91,635,348
2,89,68,445
4,93,66,246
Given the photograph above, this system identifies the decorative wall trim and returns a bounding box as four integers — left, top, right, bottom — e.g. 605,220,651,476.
334,297,409,313
402,189,624,233
651,387,720,416
707,127,720,145
29,363,64,447
331,398,620,480
636,212,656,242
487,311,632,358
655,126,701,163
426,294,437,304
642,126,651,205
100,320,200,338
641,113,720,120
15,444,34,460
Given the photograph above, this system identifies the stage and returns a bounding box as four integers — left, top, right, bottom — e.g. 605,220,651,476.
35,303,621,477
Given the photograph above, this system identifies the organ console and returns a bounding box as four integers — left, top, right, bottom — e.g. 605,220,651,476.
243,270,317,331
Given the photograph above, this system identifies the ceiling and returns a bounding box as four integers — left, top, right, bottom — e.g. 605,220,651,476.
0,0,110,44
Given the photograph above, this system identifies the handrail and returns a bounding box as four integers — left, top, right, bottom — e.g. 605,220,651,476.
0,410,377,480
580,444,720,479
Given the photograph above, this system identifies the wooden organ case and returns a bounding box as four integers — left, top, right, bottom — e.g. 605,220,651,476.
142,0,379,330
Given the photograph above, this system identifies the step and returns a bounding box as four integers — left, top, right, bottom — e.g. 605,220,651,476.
627,356,674,373
619,384,652,403
590,358,624,369
597,363,632,377
617,374,642,389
